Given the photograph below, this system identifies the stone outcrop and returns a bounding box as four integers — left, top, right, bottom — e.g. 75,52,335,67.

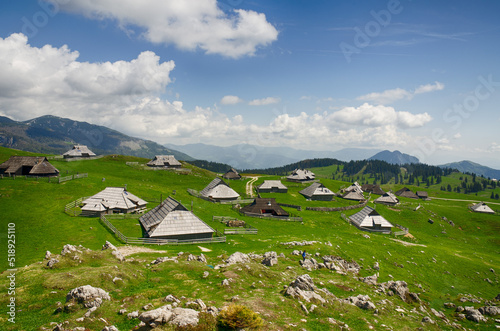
378,281,419,303
343,294,376,310
225,252,250,265
285,274,326,303
464,306,487,323
47,258,59,268
101,241,124,261
66,285,110,308
322,256,360,274
151,256,177,265
138,305,199,328
187,253,207,263
262,251,278,266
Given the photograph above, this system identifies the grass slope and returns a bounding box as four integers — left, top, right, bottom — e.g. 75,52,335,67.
0,147,498,330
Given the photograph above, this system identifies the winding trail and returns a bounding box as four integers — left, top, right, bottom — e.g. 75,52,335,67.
430,197,500,206
245,176,259,197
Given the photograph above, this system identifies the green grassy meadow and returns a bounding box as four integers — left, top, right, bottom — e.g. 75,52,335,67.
0,146,499,330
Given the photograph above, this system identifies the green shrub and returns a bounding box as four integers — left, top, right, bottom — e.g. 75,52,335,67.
217,304,263,330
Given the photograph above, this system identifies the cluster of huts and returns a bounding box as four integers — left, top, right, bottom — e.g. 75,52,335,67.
1,146,497,241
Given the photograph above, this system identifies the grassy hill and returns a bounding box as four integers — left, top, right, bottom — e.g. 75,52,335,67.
0,147,499,330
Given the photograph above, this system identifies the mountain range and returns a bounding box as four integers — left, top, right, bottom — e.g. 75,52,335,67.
0,115,192,160
438,160,500,180
368,150,420,165
2,115,499,178
165,143,381,170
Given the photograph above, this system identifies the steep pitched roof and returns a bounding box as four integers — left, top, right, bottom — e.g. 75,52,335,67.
350,206,393,228
342,190,365,201
361,184,385,195
200,178,240,200
63,145,96,157
299,182,335,198
416,191,428,199
0,156,59,176
374,192,399,205
257,180,288,190
344,181,363,194
470,202,495,214
140,197,215,238
240,198,289,216
82,187,146,212
395,187,419,199
223,168,241,180
287,169,315,181
147,155,182,167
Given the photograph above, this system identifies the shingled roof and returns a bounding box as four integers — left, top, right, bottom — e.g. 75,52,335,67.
374,192,399,206
147,155,182,168
395,187,419,199
344,181,363,194
81,187,146,214
257,180,288,191
361,184,385,195
240,198,289,217
200,178,240,201
223,168,241,180
0,156,59,176
342,190,365,201
140,197,215,239
63,145,96,158
287,169,315,182
299,182,335,200
349,206,393,229
470,202,495,214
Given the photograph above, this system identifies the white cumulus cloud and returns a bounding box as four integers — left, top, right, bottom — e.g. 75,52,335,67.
248,97,280,106
0,33,433,150
357,81,444,104
220,95,243,105
329,103,432,128
49,0,279,58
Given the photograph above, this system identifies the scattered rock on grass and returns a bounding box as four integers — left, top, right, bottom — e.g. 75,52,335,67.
66,285,110,308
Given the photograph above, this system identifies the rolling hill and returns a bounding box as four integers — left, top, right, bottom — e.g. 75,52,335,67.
368,150,419,165
439,160,500,179
0,115,193,160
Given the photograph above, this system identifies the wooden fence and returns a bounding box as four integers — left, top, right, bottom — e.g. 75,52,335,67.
64,196,90,216
100,214,226,245
392,224,409,236
212,216,258,234
59,173,88,183
238,210,302,222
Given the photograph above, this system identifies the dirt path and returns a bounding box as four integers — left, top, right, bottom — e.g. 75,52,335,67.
431,197,500,206
245,176,259,197
389,238,427,247
117,246,168,257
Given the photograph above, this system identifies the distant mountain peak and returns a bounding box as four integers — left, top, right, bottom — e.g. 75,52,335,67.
368,150,419,165
439,160,500,179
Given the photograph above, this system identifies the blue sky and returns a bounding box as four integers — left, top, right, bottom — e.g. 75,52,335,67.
0,0,499,167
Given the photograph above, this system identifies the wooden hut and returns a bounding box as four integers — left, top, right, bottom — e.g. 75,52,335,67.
240,198,289,217
361,184,385,195
257,180,288,193
343,181,363,194
374,192,399,206
139,197,215,240
470,202,495,214
395,187,419,199
416,191,429,200
200,178,240,201
0,156,59,177
349,206,393,232
147,155,182,168
287,169,315,182
62,145,96,158
299,182,335,201
342,190,365,201
81,187,147,216
223,168,241,180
